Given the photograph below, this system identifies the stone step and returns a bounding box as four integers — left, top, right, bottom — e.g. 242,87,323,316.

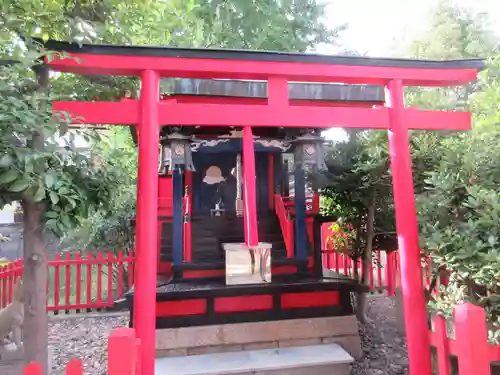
155,343,352,375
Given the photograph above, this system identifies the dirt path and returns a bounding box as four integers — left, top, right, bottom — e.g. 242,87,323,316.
351,295,409,375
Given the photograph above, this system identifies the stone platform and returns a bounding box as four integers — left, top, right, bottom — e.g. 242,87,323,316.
156,315,361,359
155,343,353,375
0,359,24,375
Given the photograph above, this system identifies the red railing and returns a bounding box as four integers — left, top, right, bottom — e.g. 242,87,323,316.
430,303,500,375
275,193,320,256
274,194,295,257
322,246,399,295
24,327,141,375
0,250,135,312
183,184,192,262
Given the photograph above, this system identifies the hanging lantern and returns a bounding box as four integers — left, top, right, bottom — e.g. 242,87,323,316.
161,132,195,172
291,132,327,172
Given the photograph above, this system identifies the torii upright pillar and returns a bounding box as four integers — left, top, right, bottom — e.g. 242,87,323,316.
386,79,432,375
134,70,160,375
242,125,259,246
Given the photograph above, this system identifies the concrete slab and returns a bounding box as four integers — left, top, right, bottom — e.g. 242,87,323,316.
155,343,353,375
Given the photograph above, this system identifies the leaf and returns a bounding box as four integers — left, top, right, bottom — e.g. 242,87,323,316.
60,214,72,228
488,235,497,247
8,178,31,193
0,169,19,184
44,173,57,188
0,155,14,168
45,211,58,219
33,184,46,202
49,192,59,205
58,187,69,195
45,219,58,231
66,197,77,209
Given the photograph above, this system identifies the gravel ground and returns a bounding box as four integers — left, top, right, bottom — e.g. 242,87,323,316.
351,295,409,375
49,313,129,375
48,296,408,375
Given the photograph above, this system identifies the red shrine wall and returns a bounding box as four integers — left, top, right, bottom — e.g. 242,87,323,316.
158,176,172,274
158,176,173,215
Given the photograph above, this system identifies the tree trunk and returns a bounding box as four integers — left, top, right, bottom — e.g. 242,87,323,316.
356,195,376,323
21,64,49,374
22,200,49,374
351,221,362,282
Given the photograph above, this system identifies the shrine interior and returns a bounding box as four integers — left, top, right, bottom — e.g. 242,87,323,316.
125,78,381,329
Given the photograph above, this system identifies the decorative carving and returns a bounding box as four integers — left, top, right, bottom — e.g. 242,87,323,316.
191,139,230,152
190,138,291,152
255,139,291,151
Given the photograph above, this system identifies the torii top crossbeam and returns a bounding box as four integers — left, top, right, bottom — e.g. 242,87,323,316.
47,40,484,131
44,39,483,375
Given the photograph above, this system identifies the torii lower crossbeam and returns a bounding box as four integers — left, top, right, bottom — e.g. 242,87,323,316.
53,99,471,130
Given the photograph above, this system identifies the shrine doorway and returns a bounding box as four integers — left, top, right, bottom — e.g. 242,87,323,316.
192,151,269,216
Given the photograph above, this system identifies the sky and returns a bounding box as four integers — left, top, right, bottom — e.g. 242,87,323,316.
318,0,500,141
317,0,500,56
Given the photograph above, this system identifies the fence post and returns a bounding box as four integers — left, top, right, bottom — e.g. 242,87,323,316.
108,328,139,375
66,359,83,375
385,252,394,296
433,314,451,375
454,303,490,375
24,362,42,375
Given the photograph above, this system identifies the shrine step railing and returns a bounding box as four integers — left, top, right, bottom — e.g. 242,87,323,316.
274,194,295,257
274,193,320,256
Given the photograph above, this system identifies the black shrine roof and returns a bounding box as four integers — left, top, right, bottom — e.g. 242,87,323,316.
42,39,485,71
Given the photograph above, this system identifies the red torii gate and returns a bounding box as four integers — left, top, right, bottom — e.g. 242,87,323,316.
45,40,483,375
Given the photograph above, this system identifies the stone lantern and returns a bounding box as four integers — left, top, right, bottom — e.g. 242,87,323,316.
159,132,195,173
291,132,327,172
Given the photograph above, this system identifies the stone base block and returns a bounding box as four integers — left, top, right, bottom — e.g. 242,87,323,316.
234,364,351,375
156,315,361,359
155,343,352,375
0,359,24,375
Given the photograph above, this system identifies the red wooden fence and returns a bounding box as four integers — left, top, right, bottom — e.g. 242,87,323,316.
321,247,400,295
24,327,141,375
0,224,438,311
430,303,500,375
0,250,135,312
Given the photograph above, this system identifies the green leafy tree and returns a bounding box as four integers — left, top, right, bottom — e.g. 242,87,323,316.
400,0,500,336
191,0,340,51
405,0,497,112
417,126,500,334
317,130,395,321
0,55,126,372
470,53,500,127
